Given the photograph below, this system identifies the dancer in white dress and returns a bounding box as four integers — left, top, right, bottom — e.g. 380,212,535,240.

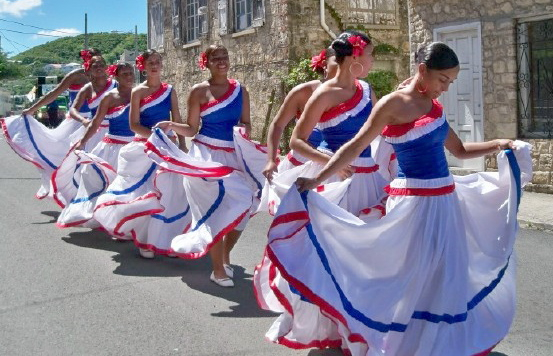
0,49,112,200
52,63,136,228
93,50,195,256
254,31,393,350
262,47,338,182
259,42,532,355
151,44,267,287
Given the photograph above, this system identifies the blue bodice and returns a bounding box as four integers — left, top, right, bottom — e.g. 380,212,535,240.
198,79,242,141
382,100,451,180
139,83,173,129
317,80,373,158
105,105,134,137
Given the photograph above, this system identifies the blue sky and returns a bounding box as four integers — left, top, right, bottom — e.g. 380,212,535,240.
0,0,147,56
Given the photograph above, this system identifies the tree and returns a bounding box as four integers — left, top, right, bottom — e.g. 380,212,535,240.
0,51,24,80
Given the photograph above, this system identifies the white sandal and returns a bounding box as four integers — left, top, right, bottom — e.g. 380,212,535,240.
223,264,234,278
210,272,234,288
139,248,155,259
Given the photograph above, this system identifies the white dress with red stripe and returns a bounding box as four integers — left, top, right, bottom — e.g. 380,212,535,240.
69,79,118,152
0,80,116,200
52,104,134,228
93,83,194,250
257,99,533,355
142,79,267,258
254,80,392,351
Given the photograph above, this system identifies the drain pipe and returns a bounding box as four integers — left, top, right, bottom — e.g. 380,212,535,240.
320,0,336,39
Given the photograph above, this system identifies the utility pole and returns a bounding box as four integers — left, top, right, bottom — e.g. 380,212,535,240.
134,25,139,84
84,13,88,49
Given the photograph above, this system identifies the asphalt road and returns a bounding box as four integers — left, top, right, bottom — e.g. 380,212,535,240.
0,137,551,356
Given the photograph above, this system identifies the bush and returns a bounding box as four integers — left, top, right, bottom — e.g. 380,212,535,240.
365,70,398,99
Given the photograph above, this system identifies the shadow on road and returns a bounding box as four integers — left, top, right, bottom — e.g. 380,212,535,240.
32,210,60,224
180,265,278,319
62,229,202,278
490,353,508,356
61,228,278,318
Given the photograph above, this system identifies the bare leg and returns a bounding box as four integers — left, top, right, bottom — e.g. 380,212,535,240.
223,229,242,265
210,239,227,279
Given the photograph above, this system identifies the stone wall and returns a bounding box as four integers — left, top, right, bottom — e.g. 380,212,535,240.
150,0,291,140
150,0,410,141
409,0,553,192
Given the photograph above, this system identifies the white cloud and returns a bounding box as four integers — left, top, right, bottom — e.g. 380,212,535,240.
35,28,81,39
0,0,42,17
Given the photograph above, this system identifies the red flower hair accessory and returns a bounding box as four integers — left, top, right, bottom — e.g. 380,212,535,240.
310,49,326,72
106,64,118,77
348,35,368,57
80,49,92,71
135,55,145,71
198,52,208,70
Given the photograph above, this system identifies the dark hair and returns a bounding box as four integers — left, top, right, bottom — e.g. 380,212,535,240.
115,62,134,76
325,46,336,59
331,31,372,64
415,42,459,70
204,44,228,59
89,55,106,67
141,49,161,62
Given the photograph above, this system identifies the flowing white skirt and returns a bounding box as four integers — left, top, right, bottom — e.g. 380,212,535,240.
259,136,395,216
256,142,533,356
141,127,265,258
0,114,106,199
92,139,185,247
52,134,132,228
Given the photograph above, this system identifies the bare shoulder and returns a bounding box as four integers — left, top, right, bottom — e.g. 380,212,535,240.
66,68,86,80
291,80,320,97
189,81,209,97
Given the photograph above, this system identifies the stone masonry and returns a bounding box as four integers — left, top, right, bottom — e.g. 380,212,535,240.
409,0,553,193
149,0,410,141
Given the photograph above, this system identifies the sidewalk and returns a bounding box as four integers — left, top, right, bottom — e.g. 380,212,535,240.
518,191,553,232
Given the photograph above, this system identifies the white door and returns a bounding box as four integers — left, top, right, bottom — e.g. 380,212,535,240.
434,23,484,170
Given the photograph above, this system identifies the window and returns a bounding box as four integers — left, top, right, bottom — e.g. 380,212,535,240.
185,0,208,43
517,17,553,138
172,0,182,44
149,2,164,50
218,0,229,35
232,0,264,32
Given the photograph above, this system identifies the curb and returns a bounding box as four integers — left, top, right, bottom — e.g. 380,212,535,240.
518,219,553,233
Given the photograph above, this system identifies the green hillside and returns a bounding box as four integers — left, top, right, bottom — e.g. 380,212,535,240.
13,32,147,65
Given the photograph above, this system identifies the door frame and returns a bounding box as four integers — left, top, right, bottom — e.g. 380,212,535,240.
433,21,485,170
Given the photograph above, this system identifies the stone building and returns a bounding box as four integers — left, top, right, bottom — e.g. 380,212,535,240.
147,0,410,140
408,0,553,193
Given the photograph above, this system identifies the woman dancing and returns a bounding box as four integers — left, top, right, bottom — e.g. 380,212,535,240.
261,42,532,355
52,63,136,228
149,44,267,287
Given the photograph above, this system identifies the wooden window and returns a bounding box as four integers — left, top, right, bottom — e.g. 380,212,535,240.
172,0,182,45
149,1,164,50
517,17,553,138
185,0,208,43
233,0,264,32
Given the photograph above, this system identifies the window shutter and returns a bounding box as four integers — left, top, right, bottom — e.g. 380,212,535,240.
252,0,265,28
172,0,182,45
218,0,229,35
199,1,209,36
149,2,164,50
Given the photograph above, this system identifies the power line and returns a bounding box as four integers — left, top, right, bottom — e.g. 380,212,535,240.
0,28,66,38
0,18,80,35
0,30,24,52
0,30,30,49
